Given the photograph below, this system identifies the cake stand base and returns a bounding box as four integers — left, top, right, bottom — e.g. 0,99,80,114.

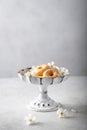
27,91,61,112
29,100,58,112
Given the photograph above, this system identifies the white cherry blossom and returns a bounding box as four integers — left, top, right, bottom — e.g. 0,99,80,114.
25,114,36,125
57,108,68,118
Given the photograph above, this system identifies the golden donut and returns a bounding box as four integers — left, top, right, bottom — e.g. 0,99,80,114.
35,64,50,78
43,68,60,78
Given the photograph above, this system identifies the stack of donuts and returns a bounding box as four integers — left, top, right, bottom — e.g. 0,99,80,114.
27,62,64,78
34,64,60,78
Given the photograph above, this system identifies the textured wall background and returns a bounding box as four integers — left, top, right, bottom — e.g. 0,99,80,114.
0,0,86,77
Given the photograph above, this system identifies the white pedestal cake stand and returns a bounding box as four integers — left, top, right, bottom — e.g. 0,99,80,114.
18,68,69,112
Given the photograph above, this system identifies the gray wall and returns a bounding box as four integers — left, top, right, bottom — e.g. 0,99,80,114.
0,0,87,77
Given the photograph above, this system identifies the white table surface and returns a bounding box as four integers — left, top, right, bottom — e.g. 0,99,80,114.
0,76,87,130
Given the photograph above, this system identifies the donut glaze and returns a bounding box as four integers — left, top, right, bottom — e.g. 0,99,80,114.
43,68,60,78
35,64,50,78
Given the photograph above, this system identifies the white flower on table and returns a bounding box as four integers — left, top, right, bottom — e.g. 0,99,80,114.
25,114,36,125
57,108,67,118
